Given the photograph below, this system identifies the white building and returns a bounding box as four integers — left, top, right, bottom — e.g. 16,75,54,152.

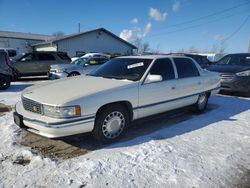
33,28,137,57
0,31,52,53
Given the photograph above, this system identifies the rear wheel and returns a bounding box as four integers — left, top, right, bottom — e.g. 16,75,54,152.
68,72,80,77
193,92,208,113
0,75,11,90
244,88,250,97
92,104,129,143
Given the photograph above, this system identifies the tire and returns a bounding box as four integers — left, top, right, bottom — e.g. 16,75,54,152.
0,75,11,90
68,72,80,77
92,104,129,143
244,89,250,98
193,92,208,113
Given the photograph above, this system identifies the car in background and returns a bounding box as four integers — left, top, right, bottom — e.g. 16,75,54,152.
14,55,220,143
49,56,109,79
208,53,250,96
0,51,14,90
71,52,109,62
168,53,212,69
11,51,71,78
0,48,20,60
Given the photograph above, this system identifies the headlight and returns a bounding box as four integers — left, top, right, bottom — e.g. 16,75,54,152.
43,105,81,118
236,70,250,77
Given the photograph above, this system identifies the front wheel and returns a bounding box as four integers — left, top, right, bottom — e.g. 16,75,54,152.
68,72,80,77
92,104,129,143
0,75,11,90
193,92,208,113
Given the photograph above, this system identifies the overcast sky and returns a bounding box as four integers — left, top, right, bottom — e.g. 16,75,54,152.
0,0,249,53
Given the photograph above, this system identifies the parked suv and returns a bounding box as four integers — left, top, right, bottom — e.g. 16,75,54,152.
0,51,13,90
11,51,71,77
208,53,250,96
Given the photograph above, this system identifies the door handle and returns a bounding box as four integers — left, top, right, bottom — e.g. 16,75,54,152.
198,81,202,85
171,86,176,90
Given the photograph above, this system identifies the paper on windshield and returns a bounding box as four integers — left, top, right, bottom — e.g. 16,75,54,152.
127,62,144,69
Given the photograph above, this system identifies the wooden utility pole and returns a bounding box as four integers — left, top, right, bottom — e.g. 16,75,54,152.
78,23,80,33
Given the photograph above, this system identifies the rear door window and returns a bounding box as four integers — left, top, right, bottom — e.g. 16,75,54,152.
149,58,175,80
37,53,55,61
230,55,250,66
57,53,71,61
174,58,200,78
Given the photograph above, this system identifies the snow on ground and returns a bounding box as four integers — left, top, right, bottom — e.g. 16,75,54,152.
0,82,250,187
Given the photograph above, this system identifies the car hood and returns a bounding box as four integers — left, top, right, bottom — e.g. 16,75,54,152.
208,65,250,73
50,64,79,70
22,75,134,105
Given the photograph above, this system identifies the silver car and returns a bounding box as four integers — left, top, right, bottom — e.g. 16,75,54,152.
49,56,109,79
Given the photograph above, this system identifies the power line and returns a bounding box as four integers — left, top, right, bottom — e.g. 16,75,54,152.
156,1,250,30
223,14,250,41
146,9,250,39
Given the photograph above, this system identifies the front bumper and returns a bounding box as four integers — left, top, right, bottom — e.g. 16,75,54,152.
14,101,95,138
220,76,250,93
48,72,68,80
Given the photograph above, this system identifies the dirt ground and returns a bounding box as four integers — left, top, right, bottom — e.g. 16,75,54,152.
19,104,218,161
0,103,12,116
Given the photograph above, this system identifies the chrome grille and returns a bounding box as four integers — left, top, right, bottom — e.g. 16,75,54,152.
22,97,43,114
220,73,235,82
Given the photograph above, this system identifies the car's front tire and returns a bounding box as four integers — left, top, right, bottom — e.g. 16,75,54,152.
92,104,129,143
0,75,11,90
68,72,80,77
194,92,208,113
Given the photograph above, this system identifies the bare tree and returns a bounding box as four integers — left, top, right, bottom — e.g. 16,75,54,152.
187,46,199,53
133,38,150,54
211,40,226,53
52,31,65,38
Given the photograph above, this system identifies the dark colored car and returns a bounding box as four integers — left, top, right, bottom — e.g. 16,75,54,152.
168,53,212,69
0,51,14,90
208,53,250,96
11,51,71,77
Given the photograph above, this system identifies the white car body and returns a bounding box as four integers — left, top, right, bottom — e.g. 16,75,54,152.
14,55,220,139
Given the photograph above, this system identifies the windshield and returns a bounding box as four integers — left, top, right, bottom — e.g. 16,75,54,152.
11,53,25,61
216,55,250,66
89,58,152,81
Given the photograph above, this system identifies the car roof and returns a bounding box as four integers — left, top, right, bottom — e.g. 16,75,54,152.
116,54,194,60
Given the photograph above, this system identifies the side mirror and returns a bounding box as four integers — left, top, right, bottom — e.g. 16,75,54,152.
144,74,163,84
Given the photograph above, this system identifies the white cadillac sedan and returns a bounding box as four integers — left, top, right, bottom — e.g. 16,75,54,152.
14,55,220,143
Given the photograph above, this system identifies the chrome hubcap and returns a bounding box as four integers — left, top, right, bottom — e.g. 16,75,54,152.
102,111,125,139
198,93,207,108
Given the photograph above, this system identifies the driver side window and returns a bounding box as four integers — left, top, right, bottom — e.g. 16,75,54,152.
149,58,175,81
